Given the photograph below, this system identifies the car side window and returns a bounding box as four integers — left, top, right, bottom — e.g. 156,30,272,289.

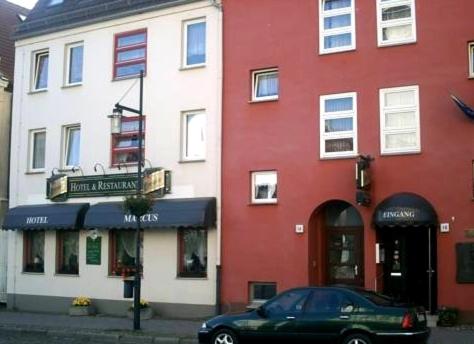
265,290,311,316
305,290,353,314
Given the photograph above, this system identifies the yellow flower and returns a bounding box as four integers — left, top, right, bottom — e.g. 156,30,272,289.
72,296,91,307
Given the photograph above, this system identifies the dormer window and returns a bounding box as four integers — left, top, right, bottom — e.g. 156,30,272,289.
48,0,63,6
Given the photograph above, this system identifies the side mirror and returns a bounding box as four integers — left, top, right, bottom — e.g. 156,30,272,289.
256,306,267,318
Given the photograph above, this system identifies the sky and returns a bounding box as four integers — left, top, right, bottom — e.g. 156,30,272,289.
7,0,38,9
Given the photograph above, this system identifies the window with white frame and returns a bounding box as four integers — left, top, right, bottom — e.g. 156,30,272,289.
183,18,206,68
379,85,420,154
249,282,277,304
252,69,279,101
377,0,416,46
251,171,277,204
65,42,84,85
319,0,355,54
469,42,474,78
63,125,81,168
29,129,46,171
32,50,49,91
320,92,358,158
182,111,206,161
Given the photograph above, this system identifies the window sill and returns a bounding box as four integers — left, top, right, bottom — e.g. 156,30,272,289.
61,83,82,89
25,170,46,175
319,47,356,55
28,89,47,95
176,275,208,280
249,201,278,206
179,64,206,71
380,150,421,156
179,159,206,164
248,98,279,104
22,271,44,275
112,74,146,82
55,273,79,277
377,40,417,48
320,154,358,160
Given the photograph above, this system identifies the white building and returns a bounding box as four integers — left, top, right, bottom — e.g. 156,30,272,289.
5,0,222,318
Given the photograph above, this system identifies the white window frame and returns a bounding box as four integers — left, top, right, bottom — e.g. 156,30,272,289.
376,0,416,47
251,170,278,204
62,125,81,169
181,111,206,161
319,0,356,54
28,128,46,173
31,50,49,91
379,85,420,155
320,92,358,159
64,42,84,86
182,18,207,69
251,68,279,102
469,42,474,78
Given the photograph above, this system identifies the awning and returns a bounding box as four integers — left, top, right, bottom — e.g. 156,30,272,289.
84,197,216,230
2,203,90,230
373,192,437,228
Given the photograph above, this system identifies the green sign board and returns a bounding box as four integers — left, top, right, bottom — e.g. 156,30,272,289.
86,237,102,265
46,169,171,201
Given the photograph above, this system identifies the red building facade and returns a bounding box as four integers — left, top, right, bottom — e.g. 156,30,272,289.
221,0,474,319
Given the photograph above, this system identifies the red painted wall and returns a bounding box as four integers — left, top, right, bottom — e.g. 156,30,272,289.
221,0,474,313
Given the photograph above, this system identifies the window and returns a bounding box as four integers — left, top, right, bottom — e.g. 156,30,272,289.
65,42,84,85
178,229,207,278
48,0,63,5
305,289,353,313
23,231,45,273
63,125,80,168
183,19,206,67
377,0,416,46
109,230,143,277
252,69,279,101
249,282,277,303
111,116,145,165
56,231,79,275
32,50,49,91
380,85,420,154
182,111,206,161
29,129,46,172
320,92,358,158
319,0,355,54
251,171,277,204
113,29,147,79
263,289,311,316
469,42,474,78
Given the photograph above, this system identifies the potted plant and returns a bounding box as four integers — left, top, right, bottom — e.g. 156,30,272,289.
127,298,153,320
69,296,96,316
123,194,153,218
437,306,459,327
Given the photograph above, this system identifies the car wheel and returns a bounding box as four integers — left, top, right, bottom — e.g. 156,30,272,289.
212,329,238,344
342,333,372,344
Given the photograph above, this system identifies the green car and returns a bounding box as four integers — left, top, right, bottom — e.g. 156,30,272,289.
198,286,430,344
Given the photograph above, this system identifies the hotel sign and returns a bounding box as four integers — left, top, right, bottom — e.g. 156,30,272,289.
47,169,171,201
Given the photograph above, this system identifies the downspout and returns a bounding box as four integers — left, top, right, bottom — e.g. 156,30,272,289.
214,0,223,316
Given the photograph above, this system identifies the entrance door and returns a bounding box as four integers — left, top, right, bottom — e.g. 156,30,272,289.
0,231,7,303
327,228,364,286
381,227,436,311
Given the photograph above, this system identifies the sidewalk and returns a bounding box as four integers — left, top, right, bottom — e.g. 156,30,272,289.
1,307,474,344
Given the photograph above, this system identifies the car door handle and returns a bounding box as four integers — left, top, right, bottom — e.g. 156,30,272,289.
339,315,350,320
286,316,296,320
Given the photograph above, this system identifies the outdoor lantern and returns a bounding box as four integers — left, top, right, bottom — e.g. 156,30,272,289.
108,107,123,134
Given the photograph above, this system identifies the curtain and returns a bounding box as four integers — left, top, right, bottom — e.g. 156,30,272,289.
324,0,351,11
385,90,415,107
257,73,278,97
324,14,351,29
325,97,353,112
66,128,81,166
385,111,416,128
183,230,207,273
187,22,206,65
186,113,205,158
385,133,417,149
382,5,411,21
324,33,352,49
325,118,353,133
383,24,412,41
33,132,46,169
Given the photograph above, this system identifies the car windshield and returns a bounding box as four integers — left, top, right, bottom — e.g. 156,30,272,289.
357,290,393,306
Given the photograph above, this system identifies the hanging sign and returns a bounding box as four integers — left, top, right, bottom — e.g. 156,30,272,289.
86,237,101,265
47,169,171,201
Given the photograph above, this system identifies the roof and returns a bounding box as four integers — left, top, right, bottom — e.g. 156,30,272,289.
15,0,203,40
0,0,29,80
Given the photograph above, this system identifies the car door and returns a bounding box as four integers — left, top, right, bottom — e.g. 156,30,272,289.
297,288,355,342
243,289,311,343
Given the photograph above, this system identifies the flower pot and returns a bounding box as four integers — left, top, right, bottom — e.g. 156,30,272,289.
127,307,153,320
69,305,96,316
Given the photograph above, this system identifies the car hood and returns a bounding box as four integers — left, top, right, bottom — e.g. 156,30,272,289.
206,310,256,327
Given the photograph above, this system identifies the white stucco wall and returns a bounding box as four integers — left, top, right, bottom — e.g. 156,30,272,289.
8,0,222,308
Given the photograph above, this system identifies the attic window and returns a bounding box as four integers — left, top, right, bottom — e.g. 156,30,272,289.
48,0,64,6
17,14,27,21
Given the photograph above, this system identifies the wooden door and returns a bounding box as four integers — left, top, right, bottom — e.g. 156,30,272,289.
326,227,364,286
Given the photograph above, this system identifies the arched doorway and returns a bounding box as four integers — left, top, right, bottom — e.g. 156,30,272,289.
309,200,364,287
373,192,438,313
